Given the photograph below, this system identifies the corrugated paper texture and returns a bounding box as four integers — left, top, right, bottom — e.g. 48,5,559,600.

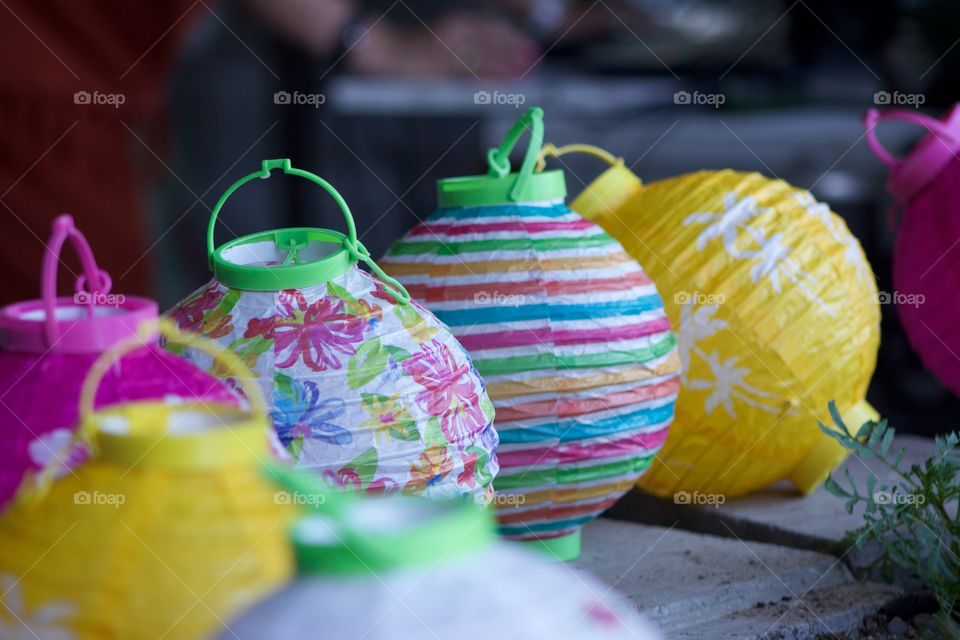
169,267,498,500
383,200,680,541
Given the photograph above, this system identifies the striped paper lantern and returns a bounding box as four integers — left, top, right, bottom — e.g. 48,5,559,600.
540,143,880,498
865,105,960,397
382,108,680,560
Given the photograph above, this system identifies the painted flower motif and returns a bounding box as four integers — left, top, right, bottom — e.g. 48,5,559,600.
676,302,726,381
381,353,405,385
273,380,351,449
0,574,75,640
457,451,478,489
686,351,780,417
360,393,418,444
322,467,362,491
245,293,367,372
366,477,399,495
321,468,398,496
363,272,439,343
172,285,233,338
402,339,485,442
404,446,454,494
363,272,401,307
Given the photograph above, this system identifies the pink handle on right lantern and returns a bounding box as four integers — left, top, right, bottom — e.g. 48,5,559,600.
42,215,111,346
864,105,960,208
864,108,957,167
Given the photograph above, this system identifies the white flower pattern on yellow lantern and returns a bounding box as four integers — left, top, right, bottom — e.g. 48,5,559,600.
684,192,770,253
687,351,780,417
0,575,74,640
685,191,834,316
677,302,780,418
676,302,726,380
794,191,871,283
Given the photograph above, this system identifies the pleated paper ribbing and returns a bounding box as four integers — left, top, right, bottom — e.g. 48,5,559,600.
383,201,681,540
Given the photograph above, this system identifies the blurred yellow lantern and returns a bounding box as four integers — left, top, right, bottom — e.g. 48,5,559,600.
539,144,880,497
0,322,296,640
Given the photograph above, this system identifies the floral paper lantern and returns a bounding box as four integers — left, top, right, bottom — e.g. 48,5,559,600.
0,322,296,640
216,478,662,640
381,109,681,560
538,143,880,497
865,105,960,396
168,159,497,500
0,214,237,509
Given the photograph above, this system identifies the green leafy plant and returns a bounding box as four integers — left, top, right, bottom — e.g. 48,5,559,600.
820,401,960,636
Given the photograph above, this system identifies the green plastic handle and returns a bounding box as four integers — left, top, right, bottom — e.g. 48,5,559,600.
207,159,357,263
485,107,545,202
207,159,410,304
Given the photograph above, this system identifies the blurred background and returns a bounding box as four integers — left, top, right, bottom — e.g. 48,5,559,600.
1,0,959,434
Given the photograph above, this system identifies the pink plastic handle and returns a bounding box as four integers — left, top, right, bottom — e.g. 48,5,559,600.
42,215,110,346
864,108,957,167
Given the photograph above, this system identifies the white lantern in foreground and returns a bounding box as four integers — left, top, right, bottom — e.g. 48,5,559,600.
217,497,661,640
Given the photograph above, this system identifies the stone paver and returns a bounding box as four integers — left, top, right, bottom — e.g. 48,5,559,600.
574,520,900,638
672,582,902,639
606,436,935,556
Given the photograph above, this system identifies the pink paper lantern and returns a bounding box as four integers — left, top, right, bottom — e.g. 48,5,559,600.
0,214,238,507
866,105,960,397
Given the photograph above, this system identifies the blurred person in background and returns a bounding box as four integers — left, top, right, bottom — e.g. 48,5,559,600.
0,0,549,306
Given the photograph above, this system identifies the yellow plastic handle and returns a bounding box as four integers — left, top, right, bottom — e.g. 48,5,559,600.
77,318,266,425
18,319,265,507
536,143,623,172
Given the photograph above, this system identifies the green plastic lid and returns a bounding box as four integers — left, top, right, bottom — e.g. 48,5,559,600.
292,499,496,576
437,107,567,208
264,463,495,576
207,159,409,303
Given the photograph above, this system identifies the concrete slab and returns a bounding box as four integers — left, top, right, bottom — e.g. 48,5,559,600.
605,436,936,558
574,520,900,638
672,583,902,640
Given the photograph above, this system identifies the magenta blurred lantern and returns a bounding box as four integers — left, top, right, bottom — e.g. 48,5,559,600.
866,105,960,396
0,214,238,507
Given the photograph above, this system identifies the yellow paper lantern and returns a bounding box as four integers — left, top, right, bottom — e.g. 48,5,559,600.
0,322,296,640
539,144,880,498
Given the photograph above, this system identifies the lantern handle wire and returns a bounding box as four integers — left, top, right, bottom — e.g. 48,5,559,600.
17,319,267,506
535,143,623,172
864,108,957,168
41,214,112,346
486,107,545,202
206,159,410,304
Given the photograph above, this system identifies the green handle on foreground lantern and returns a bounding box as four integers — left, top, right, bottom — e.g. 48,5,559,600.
206,159,410,303
486,106,545,202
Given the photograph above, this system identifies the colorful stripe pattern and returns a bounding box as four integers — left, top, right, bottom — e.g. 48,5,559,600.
383,201,681,541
